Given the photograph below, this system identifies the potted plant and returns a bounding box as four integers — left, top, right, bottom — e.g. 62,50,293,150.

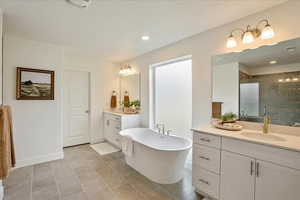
220,112,237,124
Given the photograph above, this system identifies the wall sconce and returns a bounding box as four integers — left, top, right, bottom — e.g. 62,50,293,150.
119,64,133,75
226,19,275,48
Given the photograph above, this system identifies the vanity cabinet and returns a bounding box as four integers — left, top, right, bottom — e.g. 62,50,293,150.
103,111,140,148
193,130,300,200
220,151,255,200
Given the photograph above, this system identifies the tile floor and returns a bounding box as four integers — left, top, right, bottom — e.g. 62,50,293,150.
4,144,203,200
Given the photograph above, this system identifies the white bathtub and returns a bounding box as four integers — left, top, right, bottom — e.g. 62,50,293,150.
119,128,192,184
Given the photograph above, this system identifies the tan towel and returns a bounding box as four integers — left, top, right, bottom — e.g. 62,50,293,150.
0,105,16,179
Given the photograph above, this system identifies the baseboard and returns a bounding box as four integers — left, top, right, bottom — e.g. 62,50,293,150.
0,180,3,200
15,151,64,168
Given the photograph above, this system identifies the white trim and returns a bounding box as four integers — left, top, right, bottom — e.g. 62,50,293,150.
0,180,3,200
150,55,192,68
15,151,64,168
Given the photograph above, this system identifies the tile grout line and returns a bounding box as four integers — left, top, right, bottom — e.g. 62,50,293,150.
52,163,63,200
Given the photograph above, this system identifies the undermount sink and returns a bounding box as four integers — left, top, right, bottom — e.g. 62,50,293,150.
241,131,286,142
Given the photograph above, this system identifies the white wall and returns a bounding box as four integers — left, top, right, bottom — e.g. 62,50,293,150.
3,35,118,167
121,1,300,128
213,62,239,115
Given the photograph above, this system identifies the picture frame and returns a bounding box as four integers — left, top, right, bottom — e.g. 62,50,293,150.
16,67,55,100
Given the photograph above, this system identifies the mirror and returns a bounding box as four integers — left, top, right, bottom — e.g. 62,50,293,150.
212,38,300,127
119,73,141,104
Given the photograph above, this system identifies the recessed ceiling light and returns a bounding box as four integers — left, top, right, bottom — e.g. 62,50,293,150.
141,36,150,41
269,60,277,64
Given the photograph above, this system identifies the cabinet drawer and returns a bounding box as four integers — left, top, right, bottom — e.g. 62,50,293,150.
193,167,220,199
104,113,121,122
193,131,221,149
193,144,221,174
222,137,300,170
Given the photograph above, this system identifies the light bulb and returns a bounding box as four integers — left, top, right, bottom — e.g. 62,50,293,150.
261,24,274,40
286,78,291,82
243,31,254,44
293,78,299,81
226,35,237,48
278,79,283,82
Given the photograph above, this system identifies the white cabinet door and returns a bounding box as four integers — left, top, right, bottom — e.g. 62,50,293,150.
220,151,255,200
255,160,300,200
104,118,121,148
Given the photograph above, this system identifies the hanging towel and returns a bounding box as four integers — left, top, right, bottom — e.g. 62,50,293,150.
0,105,16,179
121,135,134,157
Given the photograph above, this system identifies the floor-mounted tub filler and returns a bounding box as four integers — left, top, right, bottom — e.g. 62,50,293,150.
119,128,192,184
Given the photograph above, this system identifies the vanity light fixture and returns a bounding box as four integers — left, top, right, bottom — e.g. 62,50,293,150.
119,64,133,75
285,78,291,82
278,79,283,82
226,19,275,48
293,78,299,81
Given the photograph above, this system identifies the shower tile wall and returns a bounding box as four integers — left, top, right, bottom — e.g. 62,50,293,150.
240,71,300,126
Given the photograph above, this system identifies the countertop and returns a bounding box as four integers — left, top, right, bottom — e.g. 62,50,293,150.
104,110,140,116
192,124,300,153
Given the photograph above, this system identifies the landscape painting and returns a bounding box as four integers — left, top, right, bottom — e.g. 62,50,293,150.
16,67,55,100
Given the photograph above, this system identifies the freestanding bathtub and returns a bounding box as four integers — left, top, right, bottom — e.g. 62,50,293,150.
119,128,192,184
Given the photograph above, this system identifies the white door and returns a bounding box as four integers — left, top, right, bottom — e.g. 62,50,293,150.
63,70,90,147
255,160,300,200
220,151,255,200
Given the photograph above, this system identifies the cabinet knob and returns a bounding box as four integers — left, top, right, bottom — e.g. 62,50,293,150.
200,138,211,142
256,162,260,177
198,179,210,185
199,156,210,161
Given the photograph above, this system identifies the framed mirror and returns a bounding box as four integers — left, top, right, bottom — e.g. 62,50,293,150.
212,38,300,127
119,73,141,104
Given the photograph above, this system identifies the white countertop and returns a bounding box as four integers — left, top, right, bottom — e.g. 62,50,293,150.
192,124,300,152
104,110,139,116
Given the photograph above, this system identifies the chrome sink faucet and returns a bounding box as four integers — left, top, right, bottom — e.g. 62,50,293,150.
263,105,271,134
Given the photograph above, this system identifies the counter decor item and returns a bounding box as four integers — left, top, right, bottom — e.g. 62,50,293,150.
123,91,130,107
121,99,140,114
110,90,117,109
213,112,242,131
212,120,243,131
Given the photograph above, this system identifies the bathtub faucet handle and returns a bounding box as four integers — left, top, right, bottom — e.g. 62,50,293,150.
166,130,172,136
155,124,165,134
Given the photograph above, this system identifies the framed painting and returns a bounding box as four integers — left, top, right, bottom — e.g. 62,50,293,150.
16,67,55,100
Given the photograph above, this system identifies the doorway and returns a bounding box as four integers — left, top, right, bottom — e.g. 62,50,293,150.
63,70,90,147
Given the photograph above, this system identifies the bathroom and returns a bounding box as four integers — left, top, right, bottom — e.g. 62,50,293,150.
0,1,300,200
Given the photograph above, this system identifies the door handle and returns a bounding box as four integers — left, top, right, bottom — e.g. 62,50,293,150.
250,161,254,175
85,110,90,114
256,162,260,177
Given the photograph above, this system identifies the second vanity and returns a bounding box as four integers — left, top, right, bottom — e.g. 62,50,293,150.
192,125,300,200
103,111,140,148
